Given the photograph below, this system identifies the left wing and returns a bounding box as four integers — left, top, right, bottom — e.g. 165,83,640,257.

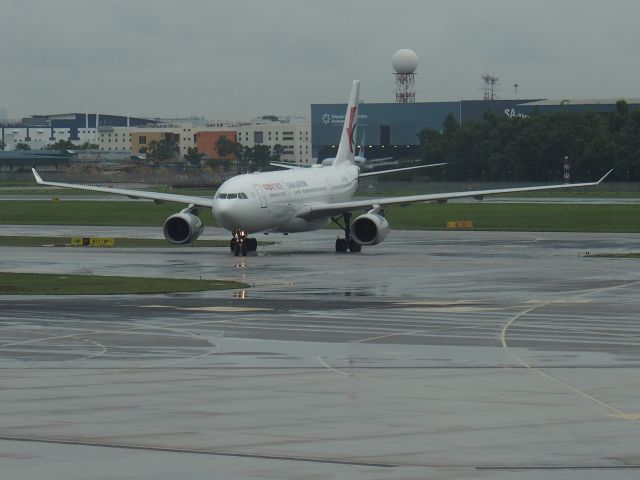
359,162,446,178
32,169,214,208
297,170,613,219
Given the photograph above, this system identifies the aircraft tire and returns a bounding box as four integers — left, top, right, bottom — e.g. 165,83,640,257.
335,238,348,253
348,239,361,252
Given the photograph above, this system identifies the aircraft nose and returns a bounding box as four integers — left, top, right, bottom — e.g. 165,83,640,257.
214,201,235,227
214,199,248,230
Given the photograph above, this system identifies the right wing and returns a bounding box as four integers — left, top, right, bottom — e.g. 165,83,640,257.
269,162,308,170
297,170,613,219
32,169,214,208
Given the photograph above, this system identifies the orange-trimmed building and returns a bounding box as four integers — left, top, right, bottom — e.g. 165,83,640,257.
131,131,180,155
195,131,236,160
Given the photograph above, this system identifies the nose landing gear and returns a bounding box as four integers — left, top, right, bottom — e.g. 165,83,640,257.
230,230,258,256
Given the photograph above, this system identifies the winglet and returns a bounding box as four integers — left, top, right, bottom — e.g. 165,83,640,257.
596,169,613,185
32,168,44,184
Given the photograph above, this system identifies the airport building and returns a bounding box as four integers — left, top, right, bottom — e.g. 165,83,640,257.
5,96,638,167
0,113,157,152
2,112,310,165
236,120,311,164
310,98,640,159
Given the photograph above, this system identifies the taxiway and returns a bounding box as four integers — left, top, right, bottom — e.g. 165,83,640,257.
0,228,639,479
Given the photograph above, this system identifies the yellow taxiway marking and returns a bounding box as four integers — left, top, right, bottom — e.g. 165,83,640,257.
501,291,640,421
140,305,271,313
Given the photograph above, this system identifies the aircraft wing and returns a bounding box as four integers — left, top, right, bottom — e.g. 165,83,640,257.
269,162,307,170
363,156,394,163
297,169,613,219
359,162,447,178
32,169,215,208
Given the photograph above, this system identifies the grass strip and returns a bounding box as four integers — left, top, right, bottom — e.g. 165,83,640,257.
1,200,640,232
384,203,640,233
0,200,217,226
0,272,247,295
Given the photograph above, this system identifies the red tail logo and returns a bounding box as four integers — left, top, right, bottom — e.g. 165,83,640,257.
346,106,357,153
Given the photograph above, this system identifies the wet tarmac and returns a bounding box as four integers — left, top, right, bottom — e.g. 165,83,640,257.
1,227,639,479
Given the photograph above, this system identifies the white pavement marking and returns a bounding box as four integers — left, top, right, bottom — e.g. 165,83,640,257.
500,280,640,421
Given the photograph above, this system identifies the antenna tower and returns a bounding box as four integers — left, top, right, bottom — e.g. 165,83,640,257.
481,74,499,100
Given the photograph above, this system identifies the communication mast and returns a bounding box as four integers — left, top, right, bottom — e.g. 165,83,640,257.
481,74,499,100
393,49,418,103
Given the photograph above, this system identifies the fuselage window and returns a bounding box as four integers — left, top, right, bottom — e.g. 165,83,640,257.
239,193,248,199
218,193,227,199
227,193,238,199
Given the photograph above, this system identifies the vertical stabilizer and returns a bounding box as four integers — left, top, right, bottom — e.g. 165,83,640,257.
333,80,360,167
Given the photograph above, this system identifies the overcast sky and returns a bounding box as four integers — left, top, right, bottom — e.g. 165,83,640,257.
2,0,640,120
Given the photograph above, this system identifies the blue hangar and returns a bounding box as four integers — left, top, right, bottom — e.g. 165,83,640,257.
310,97,640,160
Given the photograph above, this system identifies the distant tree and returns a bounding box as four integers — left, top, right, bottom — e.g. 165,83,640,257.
244,144,273,172
15,142,31,151
146,140,158,165
616,100,629,116
442,113,459,138
76,141,99,150
215,135,236,159
156,138,179,161
271,144,284,163
44,139,75,151
233,142,248,173
418,106,640,182
185,146,205,166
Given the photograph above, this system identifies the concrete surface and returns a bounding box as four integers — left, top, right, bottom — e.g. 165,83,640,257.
0,228,639,479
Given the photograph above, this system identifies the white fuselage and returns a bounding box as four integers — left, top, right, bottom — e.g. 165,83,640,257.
212,164,360,234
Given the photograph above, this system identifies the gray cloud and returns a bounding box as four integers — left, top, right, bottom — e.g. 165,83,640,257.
2,0,640,119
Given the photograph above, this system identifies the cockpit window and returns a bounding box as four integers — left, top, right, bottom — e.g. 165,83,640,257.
217,192,247,199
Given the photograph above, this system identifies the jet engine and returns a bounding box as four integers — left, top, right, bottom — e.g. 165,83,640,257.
350,212,389,245
163,210,204,245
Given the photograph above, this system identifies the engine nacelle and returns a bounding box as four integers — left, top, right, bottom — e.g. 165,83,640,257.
163,212,204,245
350,213,389,246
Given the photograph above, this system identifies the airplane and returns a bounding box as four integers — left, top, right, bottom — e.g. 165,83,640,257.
33,80,612,256
319,131,394,167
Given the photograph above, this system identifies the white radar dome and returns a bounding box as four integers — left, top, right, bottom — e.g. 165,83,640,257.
392,49,418,74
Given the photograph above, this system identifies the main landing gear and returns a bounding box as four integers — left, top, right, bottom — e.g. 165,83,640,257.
230,229,257,256
331,212,361,253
